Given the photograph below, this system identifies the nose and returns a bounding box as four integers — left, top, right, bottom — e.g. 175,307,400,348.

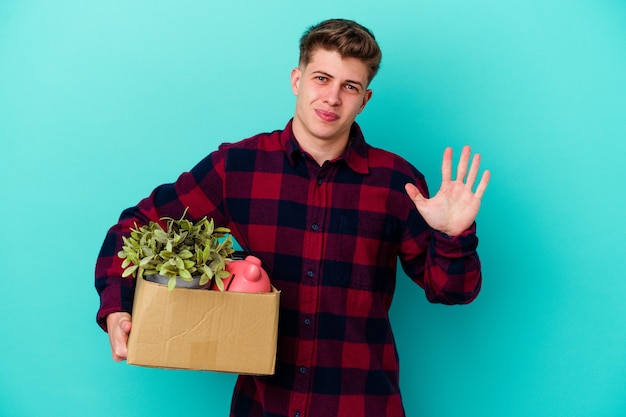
324,84,341,106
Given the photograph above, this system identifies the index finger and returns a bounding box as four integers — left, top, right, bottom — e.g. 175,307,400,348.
475,169,491,199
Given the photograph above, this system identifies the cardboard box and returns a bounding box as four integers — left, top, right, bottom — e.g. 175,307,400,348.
127,276,280,375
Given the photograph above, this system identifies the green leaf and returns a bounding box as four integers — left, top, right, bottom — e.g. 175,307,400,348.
178,249,193,259
175,257,185,270
216,270,230,279
179,269,192,280
202,245,211,263
122,236,138,246
122,265,138,278
202,265,214,279
210,259,224,272
154,229,169,243
168,277,176,291
139,255,155,267
214,276,225,291
159,250,173,259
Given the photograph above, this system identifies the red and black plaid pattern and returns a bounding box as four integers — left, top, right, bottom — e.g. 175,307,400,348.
96,120,481,417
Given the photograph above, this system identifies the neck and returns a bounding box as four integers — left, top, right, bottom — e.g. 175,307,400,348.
292,120,350,166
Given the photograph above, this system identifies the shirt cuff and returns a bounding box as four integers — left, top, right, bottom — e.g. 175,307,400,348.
96,282,135,332
431,222,479,256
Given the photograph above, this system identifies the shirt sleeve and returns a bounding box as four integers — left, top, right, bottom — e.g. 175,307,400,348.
422,224,481,304
94,149,228,331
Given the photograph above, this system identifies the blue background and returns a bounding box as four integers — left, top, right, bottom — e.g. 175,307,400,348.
1,1,625,416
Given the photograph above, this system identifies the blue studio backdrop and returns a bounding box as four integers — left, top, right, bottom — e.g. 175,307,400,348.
1,1,625,416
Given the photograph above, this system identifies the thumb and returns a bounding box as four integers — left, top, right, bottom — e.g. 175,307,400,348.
120,318,132,334
405,183,425,203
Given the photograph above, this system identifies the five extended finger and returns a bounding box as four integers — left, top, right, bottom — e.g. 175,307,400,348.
405,183,425,203
455,145,471,182
435,145,491,198
465,152,481,188
441,147,453,181
475,169,491,199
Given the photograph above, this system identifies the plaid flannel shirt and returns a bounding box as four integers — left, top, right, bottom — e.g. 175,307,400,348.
95,120,481,417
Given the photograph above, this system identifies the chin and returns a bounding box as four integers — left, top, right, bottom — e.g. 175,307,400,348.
312,126,341,141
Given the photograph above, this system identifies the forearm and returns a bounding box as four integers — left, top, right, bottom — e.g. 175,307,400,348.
94,151,227,330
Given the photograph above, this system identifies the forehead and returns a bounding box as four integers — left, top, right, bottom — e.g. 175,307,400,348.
305,48,369,84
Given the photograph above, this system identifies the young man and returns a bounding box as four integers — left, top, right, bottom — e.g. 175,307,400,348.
96,19,490,417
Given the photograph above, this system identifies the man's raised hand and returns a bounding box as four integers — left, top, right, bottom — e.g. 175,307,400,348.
405,146,490,237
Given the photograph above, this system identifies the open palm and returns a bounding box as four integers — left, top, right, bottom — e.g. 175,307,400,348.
405,146,490,237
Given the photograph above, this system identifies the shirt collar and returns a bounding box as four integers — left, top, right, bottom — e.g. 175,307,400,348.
281,119,370,175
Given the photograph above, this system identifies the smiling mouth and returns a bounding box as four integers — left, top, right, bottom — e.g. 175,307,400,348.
316,109,339,122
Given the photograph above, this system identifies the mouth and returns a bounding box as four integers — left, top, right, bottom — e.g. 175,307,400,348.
315,109,340,122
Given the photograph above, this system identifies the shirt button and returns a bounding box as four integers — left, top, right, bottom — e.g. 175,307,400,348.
299,366,308,374
317,179,322,185
311,224,319,231
304,317,312,326
307,270,314,277
294,412,301,417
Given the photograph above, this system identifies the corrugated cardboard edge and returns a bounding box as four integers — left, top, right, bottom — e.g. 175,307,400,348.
127,276,280,375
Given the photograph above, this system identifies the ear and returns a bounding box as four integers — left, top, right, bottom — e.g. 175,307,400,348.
358,89,373,114
290,67,301,96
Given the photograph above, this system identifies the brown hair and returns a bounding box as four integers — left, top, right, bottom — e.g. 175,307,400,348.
298,19,382,85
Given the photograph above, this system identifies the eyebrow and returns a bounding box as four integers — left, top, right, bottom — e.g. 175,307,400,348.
312,70,365,90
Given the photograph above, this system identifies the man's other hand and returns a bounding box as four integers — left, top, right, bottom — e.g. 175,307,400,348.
106,312,132,362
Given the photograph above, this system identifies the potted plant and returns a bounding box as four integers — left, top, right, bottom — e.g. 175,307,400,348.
117,209,235,291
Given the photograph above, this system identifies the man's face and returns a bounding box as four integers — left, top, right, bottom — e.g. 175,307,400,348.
290,48,372,148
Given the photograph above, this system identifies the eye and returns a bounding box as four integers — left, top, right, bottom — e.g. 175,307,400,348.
345,84,359,93
316,76,328,82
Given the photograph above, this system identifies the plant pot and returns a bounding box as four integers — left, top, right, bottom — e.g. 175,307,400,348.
144,274,206,289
